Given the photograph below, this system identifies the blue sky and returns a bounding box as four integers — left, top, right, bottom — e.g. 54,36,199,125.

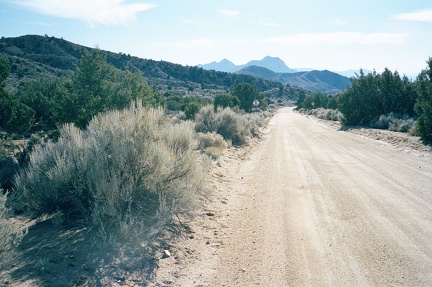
1,0,432,77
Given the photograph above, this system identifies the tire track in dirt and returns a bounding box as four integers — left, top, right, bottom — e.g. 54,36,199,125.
154,107,432,287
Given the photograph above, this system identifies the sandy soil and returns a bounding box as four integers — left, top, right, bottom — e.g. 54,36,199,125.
152,107,432,287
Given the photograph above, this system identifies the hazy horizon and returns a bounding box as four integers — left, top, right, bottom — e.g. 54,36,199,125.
1,0,432,77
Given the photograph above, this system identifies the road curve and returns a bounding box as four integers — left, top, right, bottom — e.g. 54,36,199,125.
208,107,432,287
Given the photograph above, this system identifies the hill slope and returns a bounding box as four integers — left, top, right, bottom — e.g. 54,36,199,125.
237,65,352,94
0,35,307,100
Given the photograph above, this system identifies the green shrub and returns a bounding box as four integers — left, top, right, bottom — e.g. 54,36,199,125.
213,93,240,111
300,93,329,110
183,101,200,120
415,58,432,142
14,102,207,241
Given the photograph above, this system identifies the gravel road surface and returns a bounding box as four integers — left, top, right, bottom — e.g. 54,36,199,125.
156,107,432,287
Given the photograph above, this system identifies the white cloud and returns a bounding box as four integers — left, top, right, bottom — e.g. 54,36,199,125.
265,32,409,46
392,9,432,23
17,0,156,26
218,9,240,18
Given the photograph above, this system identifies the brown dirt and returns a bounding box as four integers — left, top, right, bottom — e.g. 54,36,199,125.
151,107,432,286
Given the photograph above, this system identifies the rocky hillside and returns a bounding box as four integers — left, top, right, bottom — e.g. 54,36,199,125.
0,35,307,100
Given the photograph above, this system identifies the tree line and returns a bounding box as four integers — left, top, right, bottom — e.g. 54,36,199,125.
296,58,432,142
0,49,268,136
0,50,162,134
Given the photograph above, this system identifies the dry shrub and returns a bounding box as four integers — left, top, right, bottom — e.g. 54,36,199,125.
369,113,416,133
194,105,217,134
204,146,224,159
303,108,344,122
215,107,250,145
14,102,207,242
243,113,266,137
195,106,265,146
197,132,228,160
197,132,228,150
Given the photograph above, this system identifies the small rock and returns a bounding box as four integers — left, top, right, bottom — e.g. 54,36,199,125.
206,212,215,216
206,240,210,245
162,250,171,259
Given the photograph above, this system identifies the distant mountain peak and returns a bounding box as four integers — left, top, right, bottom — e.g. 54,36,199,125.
220,58,234,64
198,56,297,74
245,56,295,73
197,58,237,72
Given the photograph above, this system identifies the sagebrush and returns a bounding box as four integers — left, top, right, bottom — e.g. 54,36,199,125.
197,132,228,159
301,108,344,122
195,105,266,146
14,102,207,241
369,113,417,133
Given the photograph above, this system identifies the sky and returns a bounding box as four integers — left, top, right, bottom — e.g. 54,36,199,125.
1,0,432,78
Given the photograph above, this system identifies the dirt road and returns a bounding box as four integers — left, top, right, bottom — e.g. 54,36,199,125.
156,107,432,287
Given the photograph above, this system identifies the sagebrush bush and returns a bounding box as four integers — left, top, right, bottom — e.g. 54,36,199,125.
194,105,217,134
369,113,416,133
197,132,228,159
197,132,228,151
195,105,264,146
243,113,266,137
302,108,344,122
14,102,207,241
215,108,251,145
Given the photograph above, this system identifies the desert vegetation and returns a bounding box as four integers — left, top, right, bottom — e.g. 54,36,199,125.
195,105,268,146
12,102,208,243
0,42,273,284
296,59,432,142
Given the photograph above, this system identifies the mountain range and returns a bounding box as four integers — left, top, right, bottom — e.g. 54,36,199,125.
198,56,298,73
199,56,352,94
0,35,307,100
237,65,352,95
0,35,351,98
198,56,367,77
